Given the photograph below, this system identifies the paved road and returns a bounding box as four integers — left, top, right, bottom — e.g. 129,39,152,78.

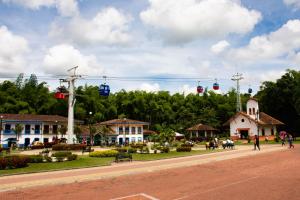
1,145,297,200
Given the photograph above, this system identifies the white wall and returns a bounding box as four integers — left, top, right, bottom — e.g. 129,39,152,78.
230,114,257,137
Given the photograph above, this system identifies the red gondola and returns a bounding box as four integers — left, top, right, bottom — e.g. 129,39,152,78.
54,80,67,99
54,92,65,99
213,79,219,90
197,81,204,93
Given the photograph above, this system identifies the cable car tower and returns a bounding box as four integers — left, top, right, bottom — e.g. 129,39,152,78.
231,73,243,112
60,66,81,144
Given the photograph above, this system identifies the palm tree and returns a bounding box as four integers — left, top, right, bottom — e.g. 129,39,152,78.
14,124,23,148
96,125,111,146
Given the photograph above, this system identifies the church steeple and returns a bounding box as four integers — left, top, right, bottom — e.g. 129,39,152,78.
246,98,259,120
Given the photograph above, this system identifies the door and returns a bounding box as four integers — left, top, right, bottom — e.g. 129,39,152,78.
240,130,249,139
25,138,30,147
119,138,123,144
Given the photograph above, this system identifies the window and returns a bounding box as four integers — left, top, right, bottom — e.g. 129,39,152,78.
44,125,49,134
119,126,123,134
249,108,252,115
25,124,31,134
262,128,265,136
35,125,40,134
138,137,142,142
137,127,142,134
131,137,136,143
131,127,136,134
34,138,39,142
52,125,58,134
241,119,245,122
125,126,129,134
4,124,11,134
252,108,255,115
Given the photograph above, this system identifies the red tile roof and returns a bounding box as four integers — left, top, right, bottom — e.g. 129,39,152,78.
99,118,149,126
143,129,157,135
186,124,218,131
223,112,284,126
0,114,68,123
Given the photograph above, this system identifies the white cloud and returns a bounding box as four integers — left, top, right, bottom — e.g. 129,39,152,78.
227,19,300,62
284,0,300,9
140,0,261,43
43,44,104,75
179,84,196,95
50,7,132,45
211,40,230,54
1,0,79,17
139,83,160,92
0,26,29,75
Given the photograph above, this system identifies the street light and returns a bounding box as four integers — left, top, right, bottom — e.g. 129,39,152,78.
89,112,92,146
0,115,3,146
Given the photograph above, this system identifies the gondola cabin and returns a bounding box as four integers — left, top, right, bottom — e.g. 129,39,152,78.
213,82,219,90
54,92,65,99
248,88,253,94
99,84,110,96
197,85,204,93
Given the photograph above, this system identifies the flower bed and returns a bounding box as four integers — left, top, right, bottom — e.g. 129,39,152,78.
52,144,86,151
0,155,29,170
89,150,118,158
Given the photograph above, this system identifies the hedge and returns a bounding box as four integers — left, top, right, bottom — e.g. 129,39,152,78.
31,145,44,150
52,144,86,151
52,151,72,157
28,155,44,163
0,155,29,170
89,150,118,158
176,147,192,152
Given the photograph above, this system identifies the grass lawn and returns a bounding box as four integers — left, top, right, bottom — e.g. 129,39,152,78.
132,149,223,161
0,156,114,176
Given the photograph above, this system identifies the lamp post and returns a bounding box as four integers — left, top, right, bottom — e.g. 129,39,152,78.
89,112,92,146
0,115,3,146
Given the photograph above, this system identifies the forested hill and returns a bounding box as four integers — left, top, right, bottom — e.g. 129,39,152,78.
0,70,299,135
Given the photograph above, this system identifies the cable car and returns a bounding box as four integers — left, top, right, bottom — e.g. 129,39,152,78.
248,88,253,94
213,79,219,90
197,81,204,93
99,84,110,96
54,92,65,99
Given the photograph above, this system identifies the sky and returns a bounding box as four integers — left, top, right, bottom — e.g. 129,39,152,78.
0,0,300,94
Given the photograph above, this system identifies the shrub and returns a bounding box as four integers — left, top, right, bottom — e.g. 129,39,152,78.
0,157,7,169
52,144,86,151
127,148,137,153
181,143,193,148
176,147,191,152
67,154,77,161
28,155,44,163
89,150,118,157
159,146,170,153
130,143,146,149
5,155,29,169
115,148,127,153
44,142,56,148
52,151,72,158
31,145,44,150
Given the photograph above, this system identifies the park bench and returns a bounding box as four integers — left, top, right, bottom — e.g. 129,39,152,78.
115,153,132,163
82,146,94,154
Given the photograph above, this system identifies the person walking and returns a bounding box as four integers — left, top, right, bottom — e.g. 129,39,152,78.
254,135,260,150
281,134,286,146
288,134,294,148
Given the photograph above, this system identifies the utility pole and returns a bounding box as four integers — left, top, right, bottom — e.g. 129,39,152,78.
64,66,81,144
231,73,243,112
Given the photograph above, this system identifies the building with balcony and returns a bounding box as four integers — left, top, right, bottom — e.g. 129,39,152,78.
0,114,68,148
98,118,149,144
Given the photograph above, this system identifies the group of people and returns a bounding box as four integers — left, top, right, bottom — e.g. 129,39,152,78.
281,133,294,149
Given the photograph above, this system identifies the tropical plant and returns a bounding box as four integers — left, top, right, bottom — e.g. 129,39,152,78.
14,124,23,147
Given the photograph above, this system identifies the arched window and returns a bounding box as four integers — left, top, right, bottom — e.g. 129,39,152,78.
252,108,255,115
249,108,252,115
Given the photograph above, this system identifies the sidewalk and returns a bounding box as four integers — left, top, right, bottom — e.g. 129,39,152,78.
0,145,285,192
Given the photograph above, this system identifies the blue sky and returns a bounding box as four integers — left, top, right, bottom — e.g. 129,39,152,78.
0,0,299,94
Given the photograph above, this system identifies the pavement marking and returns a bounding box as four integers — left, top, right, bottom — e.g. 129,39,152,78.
110,193,159,200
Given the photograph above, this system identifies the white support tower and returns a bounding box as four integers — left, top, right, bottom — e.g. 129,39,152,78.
231,73,243,112
65,66,81,144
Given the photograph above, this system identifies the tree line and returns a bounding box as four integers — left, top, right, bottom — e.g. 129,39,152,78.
0,70,299,136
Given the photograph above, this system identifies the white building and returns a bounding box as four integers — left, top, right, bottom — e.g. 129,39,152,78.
224,98,284,140
0,114,68,148
99,118,149,144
